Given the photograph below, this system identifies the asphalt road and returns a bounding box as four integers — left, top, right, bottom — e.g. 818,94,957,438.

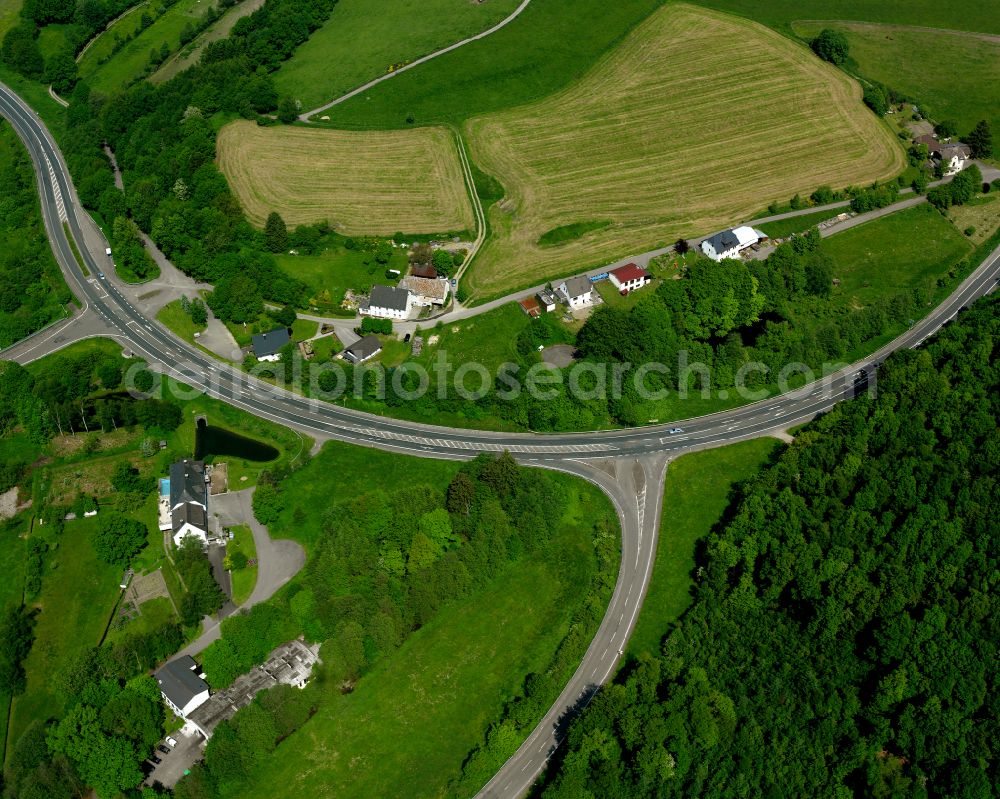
3,80,1000,798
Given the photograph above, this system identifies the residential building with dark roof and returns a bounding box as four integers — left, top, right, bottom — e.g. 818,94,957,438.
360,284,413,320
251,327,291,362
700,226,766,261
156,656,210,719
342,335,383,365
169,460,209,547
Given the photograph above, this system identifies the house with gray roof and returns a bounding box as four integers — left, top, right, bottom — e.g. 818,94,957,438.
342,334,383,365
700,226,767,261
169,460,209,547
251,327,291,362
156,656,210,719
361,284,413,320
555,275,594,309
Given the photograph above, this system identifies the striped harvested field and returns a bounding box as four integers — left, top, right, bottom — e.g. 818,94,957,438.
462,3,905,300
217,121,475,235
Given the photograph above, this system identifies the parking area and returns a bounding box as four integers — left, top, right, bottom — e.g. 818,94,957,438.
143,729,205,790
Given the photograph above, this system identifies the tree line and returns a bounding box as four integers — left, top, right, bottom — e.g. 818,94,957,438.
539,294,1000,798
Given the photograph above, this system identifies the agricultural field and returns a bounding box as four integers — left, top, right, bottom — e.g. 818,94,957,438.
949,194,1000,247
628,438,781,657
275,0,523,112
792,21,1000,138
462,4,904,300
693,0,1000,37
314,0,663,128
217,120,475,235
78,0,209,94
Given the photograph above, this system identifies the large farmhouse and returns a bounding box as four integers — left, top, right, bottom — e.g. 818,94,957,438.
156,656,210,720
361,285,413,320
398,275,450,307
700,226,767,261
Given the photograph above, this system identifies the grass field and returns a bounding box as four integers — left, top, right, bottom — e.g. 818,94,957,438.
0,0,21,41
629,439,781,657
693,0,1000,37
314,0,664,128
817,203,971,308
949,194,1000,247
222,468,613,799
217,120,475,235
79,0,207,94
156,298,207,343
275,0,522,112
227,524,256,605
76,2,151,81
461,4,904,300
275,245,408,313
757,208,846,239
792,21,1000,138
8,517,122,749
152,0,265,83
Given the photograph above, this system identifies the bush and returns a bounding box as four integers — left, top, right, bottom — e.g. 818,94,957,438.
811,29,849,65
360,317,392,335
862,84,888,117
964,226,976,237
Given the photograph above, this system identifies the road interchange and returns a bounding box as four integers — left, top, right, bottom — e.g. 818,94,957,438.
2,79,1000,798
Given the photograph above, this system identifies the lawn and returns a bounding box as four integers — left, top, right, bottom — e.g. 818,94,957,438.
461,4,904,301
221,471,615,799
156,298,207,343
692,0,1000,37
7,516,123,749
0,0,21,41
949,194,1000,247
314,0,665,128
757,208,846,239
227,524,256,605
79,0,208,94
629,439,781,657
274,0,522,112
217,120,475,235
277,245,409,313
792,21,1000,139
817,203,972,309
268,440,461,551
412,302,532,371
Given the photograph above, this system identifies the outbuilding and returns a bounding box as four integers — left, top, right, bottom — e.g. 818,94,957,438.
251,328,291,362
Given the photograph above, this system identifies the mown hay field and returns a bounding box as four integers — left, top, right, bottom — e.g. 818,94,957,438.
217,121,475,235
462,3,905,300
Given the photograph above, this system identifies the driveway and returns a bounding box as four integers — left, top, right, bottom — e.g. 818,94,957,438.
144,729,206,790
171,487,305,660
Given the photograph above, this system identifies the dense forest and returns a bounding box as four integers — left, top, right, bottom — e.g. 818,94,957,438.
170,452,616,798
539,295,1000,798
0,122,73,349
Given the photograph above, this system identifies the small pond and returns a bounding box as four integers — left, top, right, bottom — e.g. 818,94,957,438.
194,418,279,462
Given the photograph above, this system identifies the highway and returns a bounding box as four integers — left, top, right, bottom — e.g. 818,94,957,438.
3,79,1000,798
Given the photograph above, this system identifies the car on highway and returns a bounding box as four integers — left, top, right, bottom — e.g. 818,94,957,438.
667,428,684,434
98,272,105,279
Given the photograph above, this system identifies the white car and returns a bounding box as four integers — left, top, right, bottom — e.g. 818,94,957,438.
165,736,177,748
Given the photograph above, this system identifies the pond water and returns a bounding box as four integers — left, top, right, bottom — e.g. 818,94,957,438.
194,418,279,462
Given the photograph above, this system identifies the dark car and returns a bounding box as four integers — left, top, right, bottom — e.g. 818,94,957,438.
150,755,162,765
157,745,170,755
403,333,411,343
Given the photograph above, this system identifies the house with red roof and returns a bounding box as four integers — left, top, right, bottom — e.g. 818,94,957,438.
608,263,652,294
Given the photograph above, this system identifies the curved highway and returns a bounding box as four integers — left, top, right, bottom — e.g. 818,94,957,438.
3,80,999,798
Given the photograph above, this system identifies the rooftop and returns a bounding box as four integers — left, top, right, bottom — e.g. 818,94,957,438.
156,656,208,711
369,284,411,312
562,275,593,299
343,334,383,364
251,327,291,358
399,276,449,301
169,460,206,510
610,263,651,283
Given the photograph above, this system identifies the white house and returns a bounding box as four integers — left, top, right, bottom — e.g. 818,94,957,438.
536,290,557,312
700,226,767,261
608,263,652,293
342,334,382,364
937,143,971,175
398,276,450,307
361,284,413,320
155,656,210,719
555,275,594,309
169,460,209,547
